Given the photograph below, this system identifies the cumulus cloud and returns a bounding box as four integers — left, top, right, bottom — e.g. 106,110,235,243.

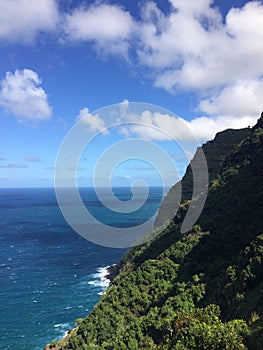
117,105,254,143
64,3,135,56
131,1,262,132
0,1,261,131
195,79,263,134
117,108,199,141
76,107,108,134
0,69,52,124
199,80,263,118
138,0,263,92
64,1,263,122
184,115,254,141
0,0,58,43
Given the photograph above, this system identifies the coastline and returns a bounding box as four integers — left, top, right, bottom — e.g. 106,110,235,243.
44,264,120,350
104,263,119,282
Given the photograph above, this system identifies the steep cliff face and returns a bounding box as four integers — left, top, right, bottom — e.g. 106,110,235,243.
154,127,251,228
47,114,263,350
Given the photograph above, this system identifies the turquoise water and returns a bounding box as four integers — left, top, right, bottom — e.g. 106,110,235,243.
0,187,163,349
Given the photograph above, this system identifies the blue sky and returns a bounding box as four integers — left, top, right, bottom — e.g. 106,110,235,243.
0,0,262,187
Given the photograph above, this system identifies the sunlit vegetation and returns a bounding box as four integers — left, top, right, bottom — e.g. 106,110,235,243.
47,114,263,350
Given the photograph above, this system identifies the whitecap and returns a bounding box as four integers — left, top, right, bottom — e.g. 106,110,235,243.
33,289,44,294
87,280,96,286
88,265,111,289
54,324,62,328
54,323,71,338
62,330,69,338
54,323,70,330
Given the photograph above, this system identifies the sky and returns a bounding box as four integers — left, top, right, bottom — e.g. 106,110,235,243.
0,0,262,188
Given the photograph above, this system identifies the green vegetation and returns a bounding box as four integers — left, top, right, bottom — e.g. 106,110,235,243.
47,114,263,350
155,127,251,227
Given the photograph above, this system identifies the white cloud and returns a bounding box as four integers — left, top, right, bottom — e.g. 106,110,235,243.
118,107,255,144
119,109,201,142
199,79,263,118
121,0,263,128
138,0,221,79
185,115,255,141
118,99,130,117
0,69,52,124
64,4,135,57
61,1,263,122
76,107,108,134
138,1,263,92
227,1,263,39
0,0,58,43
0,1,261,131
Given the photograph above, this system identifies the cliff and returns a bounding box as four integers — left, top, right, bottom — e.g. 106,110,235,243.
46,113,263,350
154,127,251,228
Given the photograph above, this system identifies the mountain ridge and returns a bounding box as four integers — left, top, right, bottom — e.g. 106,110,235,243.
46,113,263,350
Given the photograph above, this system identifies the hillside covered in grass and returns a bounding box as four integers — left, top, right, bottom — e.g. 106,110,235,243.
46,114,263,350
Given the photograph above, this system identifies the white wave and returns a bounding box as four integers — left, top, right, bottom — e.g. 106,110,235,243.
87,279,109,288
54,323,73,339
54,323,70,328
54,323,71,338
33,289,44,294
62,330,69,338
54,324,63,328
88,265,112,289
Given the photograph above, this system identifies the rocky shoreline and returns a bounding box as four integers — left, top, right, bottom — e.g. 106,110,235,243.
104,263,119,282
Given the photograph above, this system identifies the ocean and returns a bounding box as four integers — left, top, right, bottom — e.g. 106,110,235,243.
0,187,163,350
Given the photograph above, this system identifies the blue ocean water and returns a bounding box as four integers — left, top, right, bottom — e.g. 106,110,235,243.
0,187,163,350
